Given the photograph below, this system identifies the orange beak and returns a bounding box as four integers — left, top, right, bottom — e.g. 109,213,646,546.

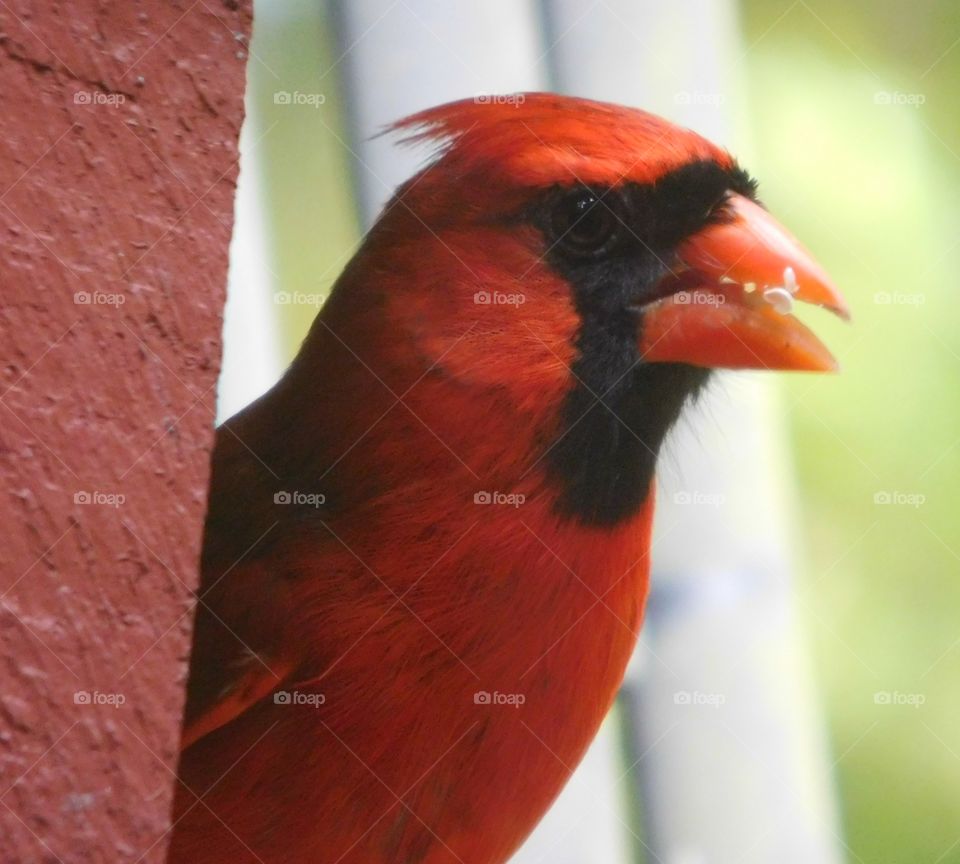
638,194,849,372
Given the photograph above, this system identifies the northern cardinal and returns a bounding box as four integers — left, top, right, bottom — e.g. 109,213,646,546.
169,93,847,864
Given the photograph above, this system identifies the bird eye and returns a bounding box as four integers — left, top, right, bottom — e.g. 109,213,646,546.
547,188,624,259
705,191,735,224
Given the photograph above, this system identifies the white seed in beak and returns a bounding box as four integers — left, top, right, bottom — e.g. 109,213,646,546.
783,266,798,295
763,286,795,315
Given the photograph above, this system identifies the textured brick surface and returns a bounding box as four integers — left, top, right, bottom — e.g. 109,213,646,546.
0,3,251,860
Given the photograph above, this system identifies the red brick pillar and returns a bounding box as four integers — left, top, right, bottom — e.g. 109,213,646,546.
0,3,251,860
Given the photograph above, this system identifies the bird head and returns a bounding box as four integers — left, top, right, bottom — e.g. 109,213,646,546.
313,93,848,524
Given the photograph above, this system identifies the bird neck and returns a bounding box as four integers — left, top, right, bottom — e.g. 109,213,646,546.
545,317,710,526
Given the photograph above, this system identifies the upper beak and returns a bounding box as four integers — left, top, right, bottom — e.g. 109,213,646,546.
638,193,849,372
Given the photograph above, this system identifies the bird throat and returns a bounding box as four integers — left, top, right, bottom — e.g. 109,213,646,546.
545,314,709,527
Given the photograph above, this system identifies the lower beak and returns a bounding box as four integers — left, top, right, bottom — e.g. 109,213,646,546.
637,194,849,372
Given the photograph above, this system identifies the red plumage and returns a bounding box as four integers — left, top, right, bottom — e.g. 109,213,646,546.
168,93,845,863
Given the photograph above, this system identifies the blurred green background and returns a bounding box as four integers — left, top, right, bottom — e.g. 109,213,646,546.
230,1,960,860
740,1,960,860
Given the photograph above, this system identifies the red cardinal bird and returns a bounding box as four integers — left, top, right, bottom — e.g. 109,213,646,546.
169,93,847,863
